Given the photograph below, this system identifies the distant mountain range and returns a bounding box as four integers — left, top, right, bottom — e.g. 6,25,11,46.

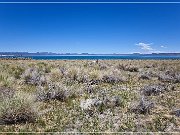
0,52,180,56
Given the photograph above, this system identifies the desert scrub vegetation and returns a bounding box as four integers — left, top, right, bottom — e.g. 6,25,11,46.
0,59,180,132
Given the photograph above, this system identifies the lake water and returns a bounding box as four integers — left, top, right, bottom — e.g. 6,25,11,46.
14,55,180,60
1,55,180,60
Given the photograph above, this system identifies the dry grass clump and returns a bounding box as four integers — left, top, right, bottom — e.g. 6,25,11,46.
98,62,108,70
36,84,69,102
21,67,46,86
9,66,25,79
0,87,15,99
117,63,139,72
0,91,39,125
100,69,128,84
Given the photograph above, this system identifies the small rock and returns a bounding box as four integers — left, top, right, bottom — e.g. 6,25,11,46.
80,99,97,110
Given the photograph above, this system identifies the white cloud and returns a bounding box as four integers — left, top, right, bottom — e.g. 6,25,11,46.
135,42,154,51
160,45,167,48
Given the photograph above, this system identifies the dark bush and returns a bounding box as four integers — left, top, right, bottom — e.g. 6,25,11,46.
158,74,175,83
85,85,96,94
171,109,180,117
131,97,154,114
89,79,101,85
142,84,167,96
102,75,126,84
139,73,151,80
175,74,180,83
0,109,36,125
124,65,139,72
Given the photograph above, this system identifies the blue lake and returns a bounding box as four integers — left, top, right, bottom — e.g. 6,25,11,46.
1,55,180,60
14,55,180,60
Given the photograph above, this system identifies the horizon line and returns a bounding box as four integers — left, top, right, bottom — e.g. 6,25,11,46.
0,1,180,4
0,51,180,54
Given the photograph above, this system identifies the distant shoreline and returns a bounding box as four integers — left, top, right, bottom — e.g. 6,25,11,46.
1,53,180,57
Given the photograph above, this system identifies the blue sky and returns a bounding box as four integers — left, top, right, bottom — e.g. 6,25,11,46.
0,1,180,53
